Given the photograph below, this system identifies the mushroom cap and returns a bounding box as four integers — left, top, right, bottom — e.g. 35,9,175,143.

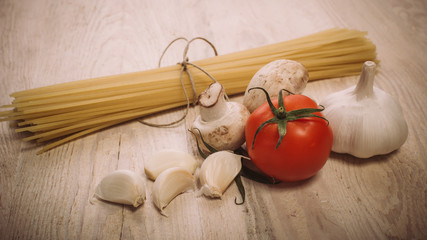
243,59,308,112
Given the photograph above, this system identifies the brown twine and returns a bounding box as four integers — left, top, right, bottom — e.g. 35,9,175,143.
138,37,220,127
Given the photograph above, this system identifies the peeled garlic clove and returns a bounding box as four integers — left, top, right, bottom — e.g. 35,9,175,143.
199,151,242,198
152,167,195,215
94,170,146,207
144,149,198,181
320,61,408,158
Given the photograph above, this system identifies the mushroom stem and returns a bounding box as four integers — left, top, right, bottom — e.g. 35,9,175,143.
199,83,229,122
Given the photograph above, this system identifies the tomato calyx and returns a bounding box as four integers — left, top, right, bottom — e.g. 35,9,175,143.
248,87,329,150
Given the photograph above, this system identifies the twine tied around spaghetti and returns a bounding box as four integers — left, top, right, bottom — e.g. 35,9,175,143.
139,37,226,127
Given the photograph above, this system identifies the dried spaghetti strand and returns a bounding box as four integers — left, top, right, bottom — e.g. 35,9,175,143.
0,28,378,153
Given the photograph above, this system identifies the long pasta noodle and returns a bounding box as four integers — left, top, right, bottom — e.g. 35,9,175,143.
0,28,378,153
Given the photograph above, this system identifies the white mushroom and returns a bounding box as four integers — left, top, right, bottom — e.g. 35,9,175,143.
243,59,309,112
192,82,250,151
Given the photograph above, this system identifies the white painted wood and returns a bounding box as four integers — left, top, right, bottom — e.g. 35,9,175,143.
1,0,426,239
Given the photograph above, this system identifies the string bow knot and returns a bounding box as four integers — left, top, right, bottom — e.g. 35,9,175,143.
139,37,220,127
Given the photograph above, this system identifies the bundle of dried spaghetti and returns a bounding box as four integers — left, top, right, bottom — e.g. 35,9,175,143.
0,28,378,154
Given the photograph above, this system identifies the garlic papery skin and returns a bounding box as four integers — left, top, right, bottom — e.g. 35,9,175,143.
192,82,250,151
94,170,146,207
144,149,198,181
199,151,242,198
152,167,195,215
320,61,408,158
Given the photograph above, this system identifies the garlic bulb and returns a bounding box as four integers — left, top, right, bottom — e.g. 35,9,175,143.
199,151,242,198
320,61,408,158
144,149,198,181
152,167,195,215
94,170,146,207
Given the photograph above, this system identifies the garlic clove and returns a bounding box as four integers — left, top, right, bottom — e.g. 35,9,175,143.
152,167,195,215
144,149,198,181
94,170,146,207
320,61,408,158
199,151,242,198
243,59,309,112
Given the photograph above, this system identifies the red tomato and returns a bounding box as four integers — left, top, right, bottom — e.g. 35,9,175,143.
245,94,333,182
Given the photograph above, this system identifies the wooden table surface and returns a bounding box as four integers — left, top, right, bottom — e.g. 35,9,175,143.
1,0,426,239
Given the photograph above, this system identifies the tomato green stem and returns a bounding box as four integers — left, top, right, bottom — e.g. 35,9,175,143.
248,87,329,150
234,174,245,205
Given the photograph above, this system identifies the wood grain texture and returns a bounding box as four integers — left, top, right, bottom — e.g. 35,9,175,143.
1,0,426,239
